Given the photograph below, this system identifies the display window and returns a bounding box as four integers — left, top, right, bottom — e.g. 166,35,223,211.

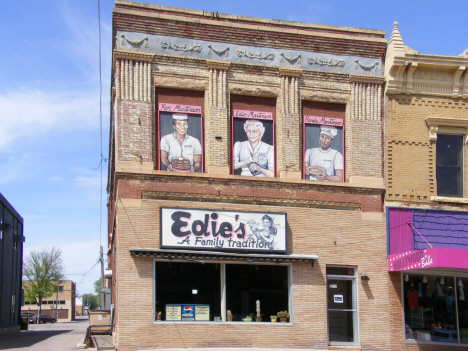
403,273,468,344
157,103,204,173
302,101,346,182
154,261,291,323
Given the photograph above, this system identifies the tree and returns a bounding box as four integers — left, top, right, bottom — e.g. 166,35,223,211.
94,277,102,295
82,293,99,310
23,247,64,323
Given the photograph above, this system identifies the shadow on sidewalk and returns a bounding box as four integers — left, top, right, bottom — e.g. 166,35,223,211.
0,329,72,350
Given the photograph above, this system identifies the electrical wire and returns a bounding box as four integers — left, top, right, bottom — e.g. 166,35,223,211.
97,0,103,249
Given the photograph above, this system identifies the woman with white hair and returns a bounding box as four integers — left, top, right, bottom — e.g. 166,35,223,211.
233,119,274,177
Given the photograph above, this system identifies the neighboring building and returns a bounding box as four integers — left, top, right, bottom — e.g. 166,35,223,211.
108,1,389,350
385,23,468,348
75,304,83,317
0,193,25,335
22,280,76,322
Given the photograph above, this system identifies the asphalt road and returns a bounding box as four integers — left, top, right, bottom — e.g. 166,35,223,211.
0,316,92,351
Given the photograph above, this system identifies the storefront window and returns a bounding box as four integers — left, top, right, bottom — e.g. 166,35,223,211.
403,274,468,344
154,261,290,323
155,262,221,321
226,264,289,322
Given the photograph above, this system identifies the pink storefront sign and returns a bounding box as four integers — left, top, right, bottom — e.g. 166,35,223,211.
303,115,344,126
388,248,468,272
158,103,202,114
233,110,273,120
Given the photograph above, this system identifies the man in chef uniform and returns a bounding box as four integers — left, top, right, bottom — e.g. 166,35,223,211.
160,114,202,172
304,125,343,182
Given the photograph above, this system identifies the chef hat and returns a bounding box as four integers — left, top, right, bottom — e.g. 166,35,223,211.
172,114,188,120
320,126,338,139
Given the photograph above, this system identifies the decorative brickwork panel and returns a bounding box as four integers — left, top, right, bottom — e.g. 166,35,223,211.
117,100,153,162
386,96,468,202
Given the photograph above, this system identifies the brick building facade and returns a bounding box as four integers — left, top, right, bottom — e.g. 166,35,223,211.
22,280,76,322
385,23,468,348
0,193,25,335
108,1,390,350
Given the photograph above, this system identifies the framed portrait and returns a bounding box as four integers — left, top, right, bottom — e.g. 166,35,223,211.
231,110,275,178
303,116,344,182
158,103,204,173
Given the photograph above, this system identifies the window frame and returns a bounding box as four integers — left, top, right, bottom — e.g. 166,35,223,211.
302,116,345,182
157,103,204,173
426,117,468,201
152,259,293,324
326,265,358,347
436,133,464,197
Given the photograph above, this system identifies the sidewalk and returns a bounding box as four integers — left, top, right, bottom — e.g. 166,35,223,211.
138,348,327,351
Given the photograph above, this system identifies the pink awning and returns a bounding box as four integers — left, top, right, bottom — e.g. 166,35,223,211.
388,248,468,272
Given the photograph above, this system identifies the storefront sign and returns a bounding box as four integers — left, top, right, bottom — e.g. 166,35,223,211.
388,248,468,271
165,304,210,321
160,207,287,253
334,295,343,303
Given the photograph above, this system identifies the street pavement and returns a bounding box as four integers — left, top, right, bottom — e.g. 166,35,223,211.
0,316,94,351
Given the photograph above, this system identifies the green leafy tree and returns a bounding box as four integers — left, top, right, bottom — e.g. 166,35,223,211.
94,277,102,295
23,247,64,323
82,293,99,310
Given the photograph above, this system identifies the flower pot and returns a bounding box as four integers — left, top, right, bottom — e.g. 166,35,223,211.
271,318,277,323
279,317,288,323
227,315,232,321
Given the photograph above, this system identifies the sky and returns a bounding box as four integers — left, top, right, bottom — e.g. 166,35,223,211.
0,1,466,299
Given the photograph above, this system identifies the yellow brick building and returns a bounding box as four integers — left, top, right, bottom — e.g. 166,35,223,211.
385,23,468,349
107,1,391,350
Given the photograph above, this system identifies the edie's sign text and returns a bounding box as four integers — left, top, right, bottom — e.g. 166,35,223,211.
160,207,287,253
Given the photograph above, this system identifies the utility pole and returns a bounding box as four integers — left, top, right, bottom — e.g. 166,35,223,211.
100,246,104,309
55,280,60,320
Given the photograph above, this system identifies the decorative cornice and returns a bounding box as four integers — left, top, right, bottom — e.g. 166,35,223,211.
425,117,468,141
141,190,362,211
385,23,468,98
116,31,382,76
206,59,231,70
349,74,384,84
278,67,303,77
113,49,155,62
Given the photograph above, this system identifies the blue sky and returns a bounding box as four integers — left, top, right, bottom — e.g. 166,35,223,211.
1,1,466,298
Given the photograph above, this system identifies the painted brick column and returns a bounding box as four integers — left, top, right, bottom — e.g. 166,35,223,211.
114,52,154,167
347,75,385,182
206,60,231,176
278,68,302,179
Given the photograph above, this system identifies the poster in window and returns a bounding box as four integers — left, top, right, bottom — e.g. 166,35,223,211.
232,110,275,177
303,116,344,182
158,103,203,173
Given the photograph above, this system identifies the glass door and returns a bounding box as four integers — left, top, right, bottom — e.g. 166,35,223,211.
327,267,357,346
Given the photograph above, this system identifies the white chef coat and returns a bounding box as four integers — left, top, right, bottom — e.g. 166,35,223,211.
160,132,202,166
304,147,343,180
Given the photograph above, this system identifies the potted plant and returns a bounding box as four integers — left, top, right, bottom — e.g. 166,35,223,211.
156,311,162,321
226,310,233,321
270,315,277,323
277,311,289,323
243,316,252,322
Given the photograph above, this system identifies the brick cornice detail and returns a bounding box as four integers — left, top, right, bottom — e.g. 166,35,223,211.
114,173,384,211
206,59,231,70
278,67,302,77
113,49,155,62
349,74,384,84
141,190,361,211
